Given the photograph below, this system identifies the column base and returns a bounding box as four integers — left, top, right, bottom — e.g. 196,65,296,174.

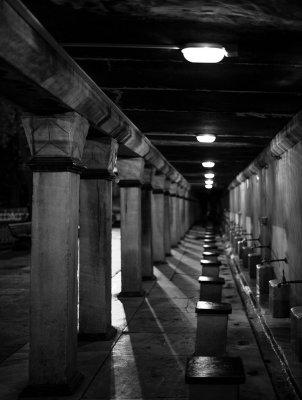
19,371,83,398
78,326,117,342
142,275,157,281
117,290,145,298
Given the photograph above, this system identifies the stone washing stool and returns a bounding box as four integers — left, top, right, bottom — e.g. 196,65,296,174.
204,234,216,239
199,276,225,302
256,263,275,294
186,356,245,400
204,238,216,244
248,253,261,279
291,306,302,361
195,301,232,356
269,279,290,318
203,243,218,251
200,259,221,278
203,250,220,260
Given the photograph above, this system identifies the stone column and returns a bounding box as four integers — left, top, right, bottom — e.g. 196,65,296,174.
177,185,185,241
164,178,172,256
117,157,145,296
141,166,155,280
79,138,118,340
21,112,89,395
170,182,178,247
184,189,189,233
151,172,166,263
176,185,182,243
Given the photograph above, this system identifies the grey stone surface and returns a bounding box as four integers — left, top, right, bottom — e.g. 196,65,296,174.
0,226,277,400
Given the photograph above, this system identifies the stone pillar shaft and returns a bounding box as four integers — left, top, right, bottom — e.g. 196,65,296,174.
164,179,171,256
118,158,145,296
79,138,118,340
152,173,166,263
141,166,154,280
22,112,88,395
170,183,178,247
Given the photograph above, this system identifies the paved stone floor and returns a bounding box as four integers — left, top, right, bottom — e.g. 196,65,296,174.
0,227,278,399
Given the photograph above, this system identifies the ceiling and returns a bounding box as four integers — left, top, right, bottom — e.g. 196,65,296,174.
21,0,302,192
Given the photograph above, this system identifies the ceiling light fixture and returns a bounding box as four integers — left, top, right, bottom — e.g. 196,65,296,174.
196,134,216,143
205,179,214,185
181,43,228,63
204,172,215,179
205,184,213,189
202,161,215,168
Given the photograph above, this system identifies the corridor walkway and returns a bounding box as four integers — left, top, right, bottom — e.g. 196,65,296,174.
0,227,277,399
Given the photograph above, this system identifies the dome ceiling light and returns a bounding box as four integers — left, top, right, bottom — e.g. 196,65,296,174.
196,134,216,143
204,172,215,179
205,184,213,189
205,179,214,185
202,161,215,168
181,43,228,63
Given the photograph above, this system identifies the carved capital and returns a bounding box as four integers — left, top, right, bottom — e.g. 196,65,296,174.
117,157,145,186
170,182,178,196
177,185,186,198
142,166,155,189
22,112,89,161
151,173,166,193
164,178,172,195
81,138,118,179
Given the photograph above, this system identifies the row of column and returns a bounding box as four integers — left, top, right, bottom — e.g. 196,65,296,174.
21,112,199,395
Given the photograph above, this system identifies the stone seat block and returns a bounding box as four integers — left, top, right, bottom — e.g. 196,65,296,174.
199,276,225,302
186,356,245,400
203,251,220,260
248,253,261,279
291,306,302,361
204,238,216,244
200,259,221,278
256,263,275,295
269,279,290,318
195,301,232,356
203,244,218,251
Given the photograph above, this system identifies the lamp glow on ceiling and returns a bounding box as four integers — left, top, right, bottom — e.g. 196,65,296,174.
182,44,228,63
205,179,214,185
204,172,215,179
205,184,213,189
202,161,215,168
196,134,216,143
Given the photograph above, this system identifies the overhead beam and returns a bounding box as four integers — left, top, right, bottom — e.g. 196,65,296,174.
0,0,188,186
150,140,264,148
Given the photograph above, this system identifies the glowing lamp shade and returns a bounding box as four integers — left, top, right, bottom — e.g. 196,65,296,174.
205,179,214,185
205,184,213,189
182,44,228,63
202,161,215,168
196,134,216,143
204,173,214,179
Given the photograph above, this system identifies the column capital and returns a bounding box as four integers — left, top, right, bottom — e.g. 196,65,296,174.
81,138,118,180
169,182,178,197
142,165,155,190
164,178,172,195
151,172,166,194
117,157,145,187
22,112,89,173
177,185,186,198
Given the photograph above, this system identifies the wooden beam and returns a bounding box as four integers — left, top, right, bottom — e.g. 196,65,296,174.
0,0,187,186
